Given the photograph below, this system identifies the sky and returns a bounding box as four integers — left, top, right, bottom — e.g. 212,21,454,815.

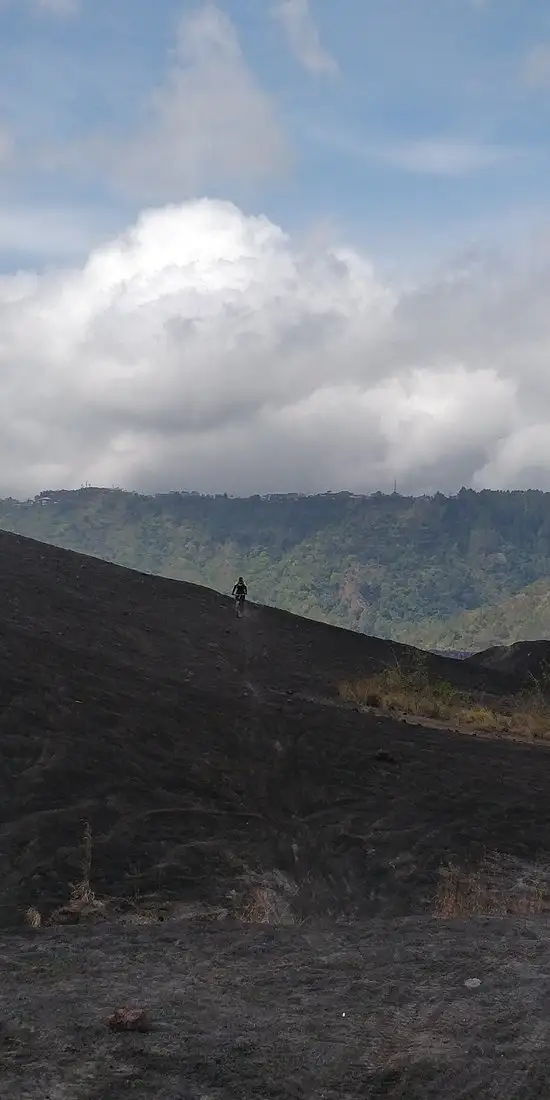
2,0,550,497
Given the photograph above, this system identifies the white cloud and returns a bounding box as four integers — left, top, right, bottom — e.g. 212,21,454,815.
77,4,289,202
368,139,514,176
2,198,550,498
271,0,337,75
523,44,550,89
308,126,521,176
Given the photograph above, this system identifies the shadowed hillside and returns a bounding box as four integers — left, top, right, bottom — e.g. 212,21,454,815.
0,527,540,923
466,638,550,679
3,530,550,1097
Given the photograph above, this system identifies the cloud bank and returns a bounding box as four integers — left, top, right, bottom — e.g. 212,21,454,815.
2,197,550,499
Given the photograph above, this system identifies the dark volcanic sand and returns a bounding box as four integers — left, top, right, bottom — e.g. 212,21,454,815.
1,529,550,1098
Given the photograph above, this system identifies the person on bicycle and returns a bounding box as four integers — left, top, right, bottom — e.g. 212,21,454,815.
232,577,247,602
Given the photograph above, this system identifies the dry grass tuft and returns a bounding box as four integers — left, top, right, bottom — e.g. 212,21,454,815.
435,855,547,918
23,906,41,929
49,821,106,924
232,869,299,925
340,654,459,722
340,654,550,740
239,885,290,924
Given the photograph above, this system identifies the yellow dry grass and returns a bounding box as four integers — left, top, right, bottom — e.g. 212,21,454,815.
435,856,546,917
340,656,550,740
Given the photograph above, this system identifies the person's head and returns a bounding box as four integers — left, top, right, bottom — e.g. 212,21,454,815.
238,576,243,583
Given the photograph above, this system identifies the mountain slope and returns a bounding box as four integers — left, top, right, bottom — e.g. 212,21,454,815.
5,532,550,1097
0,526,548,932
466,639,550,679
403,577,550,651
3,485,550,641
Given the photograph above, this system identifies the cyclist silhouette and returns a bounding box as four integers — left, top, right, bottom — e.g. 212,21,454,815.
232,577,247,615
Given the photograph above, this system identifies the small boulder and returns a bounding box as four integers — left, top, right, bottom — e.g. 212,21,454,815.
375,749,398,765
108,1007,151,1033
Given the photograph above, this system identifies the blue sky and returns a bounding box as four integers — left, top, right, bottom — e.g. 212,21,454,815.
2,0,550,273
2,0,550,498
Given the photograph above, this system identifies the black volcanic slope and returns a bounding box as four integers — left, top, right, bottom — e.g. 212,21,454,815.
0,527,547,926
467,638,550,680
5,531,550,1098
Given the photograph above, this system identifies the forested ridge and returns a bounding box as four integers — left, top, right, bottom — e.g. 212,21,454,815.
2,485,550,645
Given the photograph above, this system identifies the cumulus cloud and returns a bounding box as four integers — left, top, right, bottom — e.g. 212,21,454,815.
271,0,337,75
81,4,289,202
1,197,550,499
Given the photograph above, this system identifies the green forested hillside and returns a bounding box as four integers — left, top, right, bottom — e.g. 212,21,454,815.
2,486,550,642
401,577,550,651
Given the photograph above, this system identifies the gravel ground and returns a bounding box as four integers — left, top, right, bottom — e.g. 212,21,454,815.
3,915,550,1099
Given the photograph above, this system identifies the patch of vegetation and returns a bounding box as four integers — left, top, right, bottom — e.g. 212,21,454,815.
340,656,550,740
435,853,547,917
46,823,105,926
401,577,550,652
340,655,459,720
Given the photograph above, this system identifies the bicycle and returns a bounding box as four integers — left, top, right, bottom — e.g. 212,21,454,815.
234,593,246,618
